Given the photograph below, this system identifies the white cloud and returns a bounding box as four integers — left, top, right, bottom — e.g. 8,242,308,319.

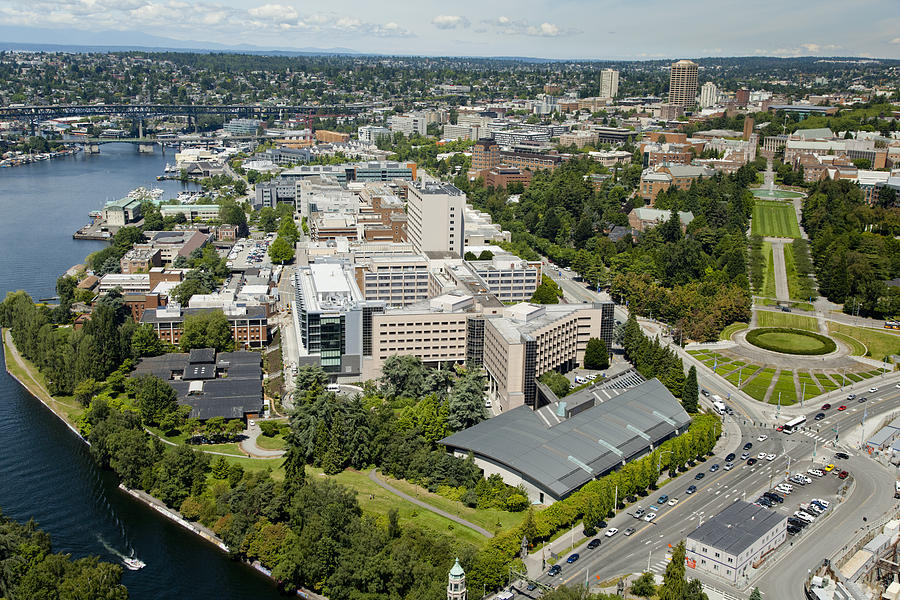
890,37,900,44
527,22,560,37
483,16,574,37
432,15,469,30
248,4,298,22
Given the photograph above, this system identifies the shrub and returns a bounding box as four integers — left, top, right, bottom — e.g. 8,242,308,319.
745,327,836,355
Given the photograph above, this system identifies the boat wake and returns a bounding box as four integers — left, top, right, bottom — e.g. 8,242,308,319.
97,534,145,571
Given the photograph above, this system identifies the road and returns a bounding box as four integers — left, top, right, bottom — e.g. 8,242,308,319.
524,385,900,597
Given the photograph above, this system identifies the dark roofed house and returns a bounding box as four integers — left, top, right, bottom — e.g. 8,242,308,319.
440,378,691,504
132,349,263,421
686,501,787,584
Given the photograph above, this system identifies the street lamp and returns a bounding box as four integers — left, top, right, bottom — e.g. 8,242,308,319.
657,450,674,479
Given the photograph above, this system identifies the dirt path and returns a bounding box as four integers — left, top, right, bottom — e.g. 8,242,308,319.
367,469,494,538
3,329,81,421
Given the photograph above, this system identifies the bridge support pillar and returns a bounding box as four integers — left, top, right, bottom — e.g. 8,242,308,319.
138,144,154,153
138,119,143,139
85,144,100,154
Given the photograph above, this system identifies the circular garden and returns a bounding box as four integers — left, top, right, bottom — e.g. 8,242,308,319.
745,327,837,356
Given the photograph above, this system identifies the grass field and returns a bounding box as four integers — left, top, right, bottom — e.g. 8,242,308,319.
771,371,798,405
255,435,286,450
743,369,775,402
751,330,830,353
756,311,819,331
827,323,900,360
814,373,839,393
720,322,749,341
762,242,776,297
751,200,802,238
797,372,821,401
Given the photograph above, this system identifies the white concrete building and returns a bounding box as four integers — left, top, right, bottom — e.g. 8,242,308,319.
388,114,428,137
406,183,466,257
700,81,718,108
600,68,619,99
686,501,787,584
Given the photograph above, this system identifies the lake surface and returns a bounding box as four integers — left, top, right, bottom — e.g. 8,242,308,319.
0,143,284,599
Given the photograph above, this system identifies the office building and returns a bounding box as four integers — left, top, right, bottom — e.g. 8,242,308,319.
466,254,541,304
628,207,695,232
472,139,501,172
388,114,428,137
132,349,263,421
668,59,699,108
440,378,690,504
482,302,612,410
120,248,162,274
134,230,211,265
686,501,787,584
699,81,718,108
358,125,392,144
140,303,269,348
353,254,430,307
293,263,385,375
98,273,151,295
406,183,466,257
265,147,312,166
491,129,551,146
158,204,221,223
599,68,619,99
224,118,262,135
104,197,143,226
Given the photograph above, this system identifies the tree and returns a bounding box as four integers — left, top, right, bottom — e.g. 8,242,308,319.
151,444,210,507
171,277,210,306
257,207,278,232
583,338,609,370
380,355,426,399
131,322,165,357
73,377,100,406
682,366,699,413
531,275,562,304
539,370,570,398
749,588,762,600
447,370,486,431
278,216,300,245
180,310,234,352
294,364,329,403
268,236,295,264
630,572,657,597
132,374,178,426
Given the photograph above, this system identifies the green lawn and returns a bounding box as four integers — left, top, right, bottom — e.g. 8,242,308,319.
743,370,775,402
255,435,286,450
771,371,797,405
762,242,776,298
720,322,749,341
827,323,900,360
756,311,819,331
846,373,863,382
751,200,802,238
797,372,822,401
752,330,829,353
814,373,839,392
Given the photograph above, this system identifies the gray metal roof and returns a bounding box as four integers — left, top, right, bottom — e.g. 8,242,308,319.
688,501,785,556
440,378,691,500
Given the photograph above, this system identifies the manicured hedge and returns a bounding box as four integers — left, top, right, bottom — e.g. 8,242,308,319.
746,327,836,355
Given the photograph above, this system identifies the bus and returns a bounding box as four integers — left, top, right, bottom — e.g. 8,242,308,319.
885,320,900,330
712,395,726,415
783,415,807,434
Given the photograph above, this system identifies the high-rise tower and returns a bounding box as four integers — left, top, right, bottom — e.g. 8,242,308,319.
668,60,699,108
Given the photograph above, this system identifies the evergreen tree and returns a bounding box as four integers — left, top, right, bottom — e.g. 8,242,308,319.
584,337,609,370
682,366,699,413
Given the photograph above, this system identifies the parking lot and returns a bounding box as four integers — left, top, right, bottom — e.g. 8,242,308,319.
226,235,274,270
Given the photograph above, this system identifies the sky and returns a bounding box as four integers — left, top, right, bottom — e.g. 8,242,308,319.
0,0,898,59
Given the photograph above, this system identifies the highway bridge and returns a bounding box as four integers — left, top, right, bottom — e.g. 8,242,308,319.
0,103,378,120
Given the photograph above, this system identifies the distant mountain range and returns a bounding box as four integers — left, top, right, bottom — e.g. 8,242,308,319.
0,26,358,55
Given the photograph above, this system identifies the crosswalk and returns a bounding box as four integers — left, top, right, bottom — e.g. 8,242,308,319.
648,557,670,575
799,430,832,444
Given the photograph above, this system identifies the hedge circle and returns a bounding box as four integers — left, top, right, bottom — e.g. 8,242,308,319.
745,327,837,355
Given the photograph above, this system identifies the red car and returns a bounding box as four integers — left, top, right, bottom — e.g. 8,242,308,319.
838,470,849,479
776,426,784,432
821,403,831,410
838,405,847,411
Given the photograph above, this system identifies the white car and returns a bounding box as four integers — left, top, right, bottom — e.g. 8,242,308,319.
808,469,825,477
605,528,619,537
248,419,256,427
766,453,776,461
667,498,679,506
794,511,815,523
643,512,657,522
723,462,734,471
757,452,767,460
869,387,878,393
757,434,768,442
776,486,792,495
812,498,830,508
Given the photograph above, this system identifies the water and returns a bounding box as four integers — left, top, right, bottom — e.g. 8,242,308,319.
0,144,283,599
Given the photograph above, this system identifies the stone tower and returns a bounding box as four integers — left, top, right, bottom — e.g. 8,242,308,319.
447,557,467,600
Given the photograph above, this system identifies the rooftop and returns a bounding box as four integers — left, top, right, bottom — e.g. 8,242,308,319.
440,378,690,499
687,501,785,556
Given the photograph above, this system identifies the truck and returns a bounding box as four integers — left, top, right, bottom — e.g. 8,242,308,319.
712,395,726,415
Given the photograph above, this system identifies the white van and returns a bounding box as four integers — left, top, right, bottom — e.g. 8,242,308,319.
326,383,340,393
574,376,587,384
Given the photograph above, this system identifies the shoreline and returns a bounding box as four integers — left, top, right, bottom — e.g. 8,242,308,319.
0,329,317,597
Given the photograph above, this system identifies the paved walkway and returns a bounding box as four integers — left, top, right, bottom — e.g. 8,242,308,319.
367,469,494,538
239,421,286,458
768,239,790,302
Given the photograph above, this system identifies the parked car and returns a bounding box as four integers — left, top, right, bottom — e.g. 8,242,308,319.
587,539,601,549
686,485,697,494
605,528,619,537
824,464,835,472
756,497,773,507
764,492,784,503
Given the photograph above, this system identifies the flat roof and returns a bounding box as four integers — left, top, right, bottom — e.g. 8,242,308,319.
440,378,691,499
309,263,352,294
687,501,785,556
